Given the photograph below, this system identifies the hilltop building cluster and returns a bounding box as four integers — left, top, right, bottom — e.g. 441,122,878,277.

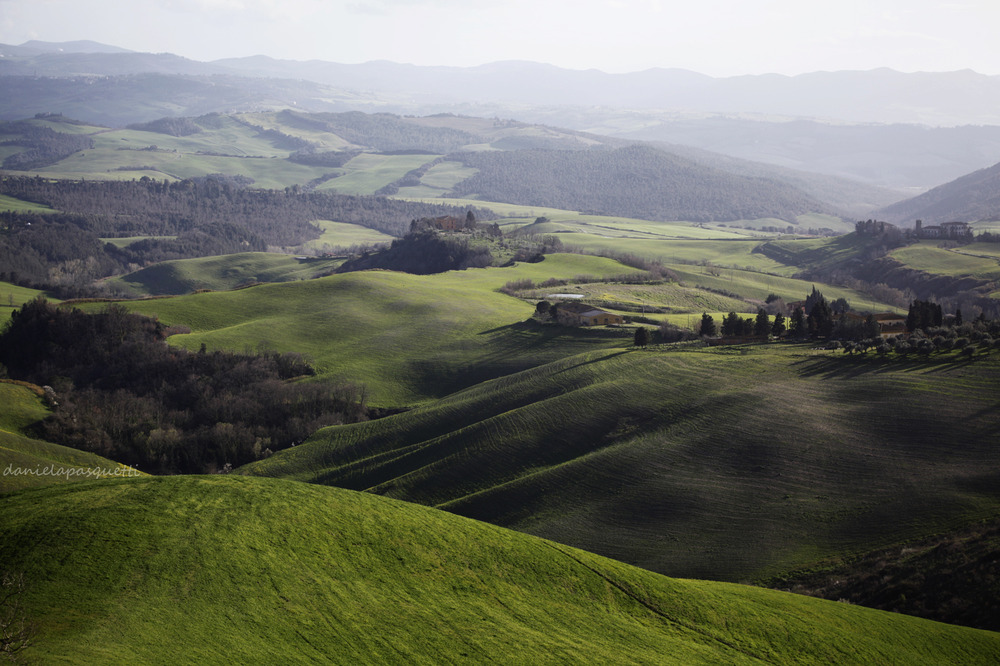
913,220,973,240
854,218,974,241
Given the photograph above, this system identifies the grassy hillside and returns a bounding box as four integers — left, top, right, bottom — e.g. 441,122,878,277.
109,252,345,296
244,343,1000,583
2,475,997,664
0,281,57,324
875,159,1000,224
300,219,395,252
0,382,139,493
890,241,1000,282
99,254,644,405
0,193,55,213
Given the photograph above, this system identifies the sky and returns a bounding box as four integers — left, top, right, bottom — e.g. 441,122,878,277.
1,0,998,77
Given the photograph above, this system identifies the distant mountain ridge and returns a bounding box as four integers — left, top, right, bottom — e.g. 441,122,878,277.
3,42,1000,191
875,161,1000,224
3,42,1000,126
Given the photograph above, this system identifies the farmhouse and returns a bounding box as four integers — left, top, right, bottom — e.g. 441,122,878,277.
553,301,624,326
844,312,907,338
914,219,972,240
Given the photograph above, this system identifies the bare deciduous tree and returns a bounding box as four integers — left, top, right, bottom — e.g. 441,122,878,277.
0,571,35,662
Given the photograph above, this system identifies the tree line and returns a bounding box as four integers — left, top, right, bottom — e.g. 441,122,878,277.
0,121,94,170
0,298,372,474
0,175,496,295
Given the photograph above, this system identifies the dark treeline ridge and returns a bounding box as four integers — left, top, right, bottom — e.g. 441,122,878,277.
0,298,371,474
449,144,829,222
0,175,496,295
0,120,95,170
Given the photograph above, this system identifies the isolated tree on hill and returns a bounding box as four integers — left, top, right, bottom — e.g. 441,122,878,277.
0,570,35,661
633,327,650,348
535,300,551,318
698,312,717,337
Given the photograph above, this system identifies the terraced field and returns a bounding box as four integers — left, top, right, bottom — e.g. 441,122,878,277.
3,475,997,664
245,344,1000,582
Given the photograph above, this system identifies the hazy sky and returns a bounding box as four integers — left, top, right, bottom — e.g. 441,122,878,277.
1,0,998,76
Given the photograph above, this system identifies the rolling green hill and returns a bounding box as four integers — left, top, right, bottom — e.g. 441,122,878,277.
99,254,644,405
244,343,1000,584
1,111,857,224
2,475,997,664
109,252,346,296
0,382,140,493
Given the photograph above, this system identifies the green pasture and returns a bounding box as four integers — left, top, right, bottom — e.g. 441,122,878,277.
525,281,753,316
0,282,57,324
3,475,996,664
235,112,355,151
316,153,438,195
300,220,396,252
0,382,140,493
396,160,479,198
100,235,178,248
108,252,344,296
0,193,56,213
93,254,644,405
665,265,900,313
93,119,292,157
34,148,335,189
26,117,107,135
890,241,1000,281
515,216,752,241
953,243,1000,260
247,343,1000,584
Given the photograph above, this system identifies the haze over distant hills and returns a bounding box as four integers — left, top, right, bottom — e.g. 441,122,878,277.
876,160,1000,224
3,41,1000,191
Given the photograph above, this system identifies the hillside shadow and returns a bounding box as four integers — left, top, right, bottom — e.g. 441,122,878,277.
793,352,987,380
551,350,631,376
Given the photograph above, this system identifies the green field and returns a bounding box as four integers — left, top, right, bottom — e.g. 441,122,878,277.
300,220,397,252
108,252,346,296
96,254,644,405
100,235,178,248
2,475,996,664
396,160,479,198
0,193,56,213
0,282,57,324
245,343,1000,583
315,153,438,195
890,241,1000,281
